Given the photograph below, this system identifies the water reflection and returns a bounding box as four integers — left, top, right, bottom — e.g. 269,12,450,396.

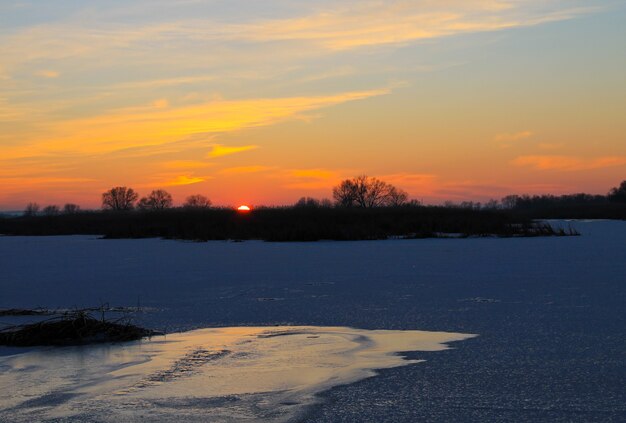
0,326,475,422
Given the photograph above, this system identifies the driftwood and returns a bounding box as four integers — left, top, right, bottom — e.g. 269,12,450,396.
0,309,161,347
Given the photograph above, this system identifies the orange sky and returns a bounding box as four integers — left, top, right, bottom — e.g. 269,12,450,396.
1,1,625,209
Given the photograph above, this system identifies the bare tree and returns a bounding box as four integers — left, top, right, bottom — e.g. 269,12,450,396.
183,194,212,209
102,187,138,211
137,189,173,210
332,179,359,207
608,180,626,203
24,202,40,216
387,186,409,207
332,175,409,208
63,203,81,214
42,205,60,216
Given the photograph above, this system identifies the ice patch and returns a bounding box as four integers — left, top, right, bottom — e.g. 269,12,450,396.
0,326,475,422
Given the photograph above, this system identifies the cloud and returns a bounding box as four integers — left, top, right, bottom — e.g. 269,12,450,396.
241,2,592,50
219,166,275,175
0,176,95,189
513,155,626,171
1,89,388,159
378,173,439,197
207,145,259,159
0,1,594,76
537,142,565,150
163,175,206,186
0,97,34,122
382,173,438,185
152,99,169,108
161,160,213,170
0,64,9,80
113,75,216,90
494,131,533,143
280,168,342,190
289,169,337,179
35,70,59,78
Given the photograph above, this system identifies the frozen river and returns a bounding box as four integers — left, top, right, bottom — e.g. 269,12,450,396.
0,220,625,421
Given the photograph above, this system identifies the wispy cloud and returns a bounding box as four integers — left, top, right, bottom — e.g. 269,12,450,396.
382,173,438,185
289,169,337,179
219,166,275,175
0,176,95,190
240,2,593,50
0,1,595,78
161,160,213,170
1,89,388,159
494,130,533,143
0,97,34,122
207,145,259,159
380,173,439,197
113,75,216,90
513,155,626,171
35,70,59,78
537,142,565,150
280,168,342,190
163,175,206,186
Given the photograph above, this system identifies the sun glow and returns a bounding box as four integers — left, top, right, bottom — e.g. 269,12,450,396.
237,205,251,212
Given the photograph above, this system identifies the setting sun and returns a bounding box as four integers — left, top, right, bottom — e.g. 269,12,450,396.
237,205,251,212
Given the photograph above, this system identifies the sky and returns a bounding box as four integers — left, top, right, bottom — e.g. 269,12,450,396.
1,0,625,209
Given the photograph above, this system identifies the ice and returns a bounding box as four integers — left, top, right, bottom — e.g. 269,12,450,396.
1,220,625,421
0,326,474,422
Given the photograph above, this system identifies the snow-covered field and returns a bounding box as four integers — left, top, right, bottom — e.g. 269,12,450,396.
0,220,625,421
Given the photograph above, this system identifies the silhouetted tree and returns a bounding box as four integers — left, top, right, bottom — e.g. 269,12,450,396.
332,180,359,207
320,198,333,208
102,187,138,211
295,197,320,208
295,197,333,208
387,186,409,207
332,175,409,208
483,199,500,210
42,205,60,216
137,189,173,210
63,203,81,214
501,193,609,210
459,201,481,210
501,195,520,209
608,180,626,203
183,194,212,209
24,202,40,216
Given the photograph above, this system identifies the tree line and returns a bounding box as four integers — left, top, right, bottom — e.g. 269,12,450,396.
18,177,626,216
21,175,411,215
101,188,211,211
24,190,212,215
10,174,622,240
